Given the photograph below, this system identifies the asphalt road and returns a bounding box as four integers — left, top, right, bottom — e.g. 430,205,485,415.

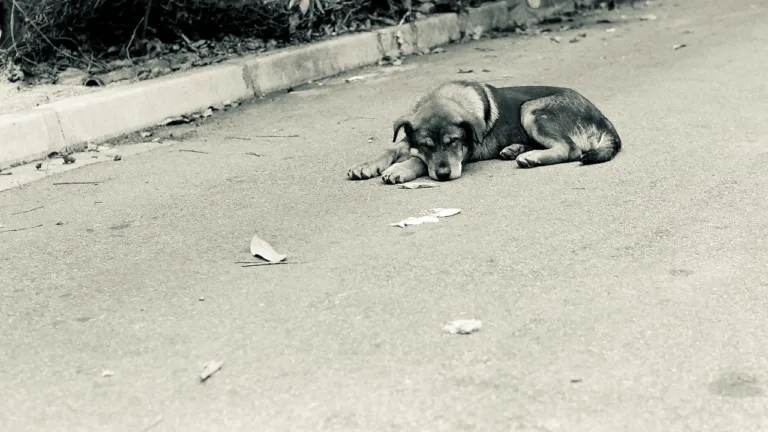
3,1,768,431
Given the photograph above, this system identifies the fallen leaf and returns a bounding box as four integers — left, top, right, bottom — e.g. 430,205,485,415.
458,68,474,74
398,182,438,189
62,154,76,164
569,37,580,43
578,32,587,38
202,108,214,118
482,68,491,72
390,215,440,228
391,58,403,66
443,319,482,335
250,234,287,263
140,131,153,138
101,370,115,377
159,116,192,126
430,47,445,54
200,360,223,382
673,43,687,50
113,155,122,161
35,163,43,170
605,28,616,33
345,75,366,83
424,208,461,218
639,14,658,21
550,36,562,43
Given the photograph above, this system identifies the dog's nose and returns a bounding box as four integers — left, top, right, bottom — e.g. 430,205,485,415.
435,167,452,180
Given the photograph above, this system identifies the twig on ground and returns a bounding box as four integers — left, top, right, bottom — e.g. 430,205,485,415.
240,261,305,268
245,152,261,157
53,181,102,185
252,135,299,138
225,136,252,141
12,205,44,215
142,416,163,432
1,224,43,233
179,149,209,154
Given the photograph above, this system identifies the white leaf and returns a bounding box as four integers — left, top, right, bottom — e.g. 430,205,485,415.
288,0,297,9
424,208,461,218
398,182,438,189
299,0,310,14
200,360,223,381
389,215,440,228
443,319,482,335
250,234,287,263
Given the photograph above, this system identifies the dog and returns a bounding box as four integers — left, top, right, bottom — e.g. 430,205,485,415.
347,80,621,184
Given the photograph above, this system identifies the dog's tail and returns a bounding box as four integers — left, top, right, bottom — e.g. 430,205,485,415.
581,130,622,165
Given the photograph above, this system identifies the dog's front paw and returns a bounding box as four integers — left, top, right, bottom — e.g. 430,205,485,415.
381,164,417,184
347,161,384,180
516,152,539,168
500,144,528,160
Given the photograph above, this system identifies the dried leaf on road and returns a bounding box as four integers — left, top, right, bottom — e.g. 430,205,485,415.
398,182,438,189
159,116,192,126
673,43,687,50
62,154,76,164
200,360,223,382
202,108,214,118
345,75,366,83
250,234,287,263
101,370,115,377
430,47,445,54
443,319,482,335
639,14,658,21
35,163,43,170
140,131,153,138
605,28,616,33
424,208,461,218
458,68,474,74
550,36,562,43
390,215,440,228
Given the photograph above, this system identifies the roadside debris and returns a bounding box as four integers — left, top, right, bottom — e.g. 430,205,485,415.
250,234,287,263
53,181,102,186
345,75,366,83
178,149,209,154
11,206,44,215
0,170,11,176
390,208,461,228
605,28,616,33
140,131,153,138
430,47,445,54
245,152,261,157
200,360,223,382
113,155,123,161
443,319,483,335
457,68,474,74
159,116,192,126
550,36,562,43
101,370,115,377
35,163,43,170
399,182,438,190
673,43,687,50
62,154,76,164
639,14,658,21
0,224,43,234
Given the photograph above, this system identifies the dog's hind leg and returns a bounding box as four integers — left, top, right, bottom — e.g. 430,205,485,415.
517,92,621,168
515,103,575,168
499,143,537,160
348,141,410,180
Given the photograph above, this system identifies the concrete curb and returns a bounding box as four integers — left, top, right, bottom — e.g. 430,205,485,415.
0,0,563,169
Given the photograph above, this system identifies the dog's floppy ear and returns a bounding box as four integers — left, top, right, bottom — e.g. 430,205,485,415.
458,120,481,145
393,116,414,143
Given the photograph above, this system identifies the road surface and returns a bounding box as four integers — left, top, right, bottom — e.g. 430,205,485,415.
2,1,768,431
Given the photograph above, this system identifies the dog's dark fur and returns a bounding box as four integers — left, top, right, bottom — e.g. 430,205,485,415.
347,80,621,184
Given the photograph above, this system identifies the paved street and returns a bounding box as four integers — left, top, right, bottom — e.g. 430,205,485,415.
2,1,768,430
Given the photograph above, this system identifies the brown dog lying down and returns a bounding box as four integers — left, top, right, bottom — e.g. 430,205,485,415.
347,80,621,184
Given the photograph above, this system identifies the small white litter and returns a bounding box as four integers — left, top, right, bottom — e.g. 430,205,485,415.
443,319,483,335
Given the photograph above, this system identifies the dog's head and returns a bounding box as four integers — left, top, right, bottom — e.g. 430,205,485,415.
393,106,483,182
